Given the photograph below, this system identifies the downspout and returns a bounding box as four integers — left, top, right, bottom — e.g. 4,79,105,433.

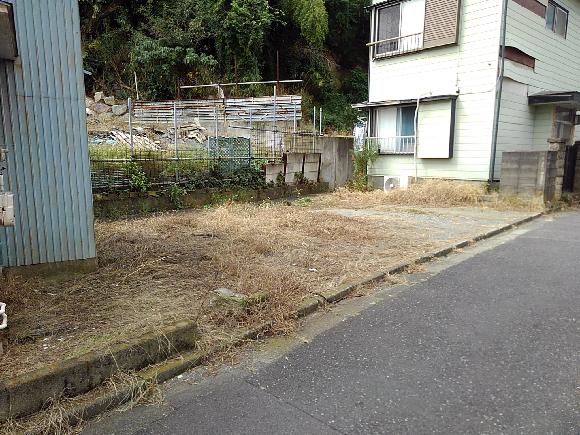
414,96,421,182
489,0,509,183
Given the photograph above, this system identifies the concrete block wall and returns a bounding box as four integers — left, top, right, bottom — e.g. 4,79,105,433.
265,163,285,184
263,137,353,189
285,153,306,184
501,152,547,197
319,137,354,189
303,153,321,182
501,150,561,202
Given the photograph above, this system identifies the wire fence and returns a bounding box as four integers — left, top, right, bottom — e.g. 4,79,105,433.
89,98,323,192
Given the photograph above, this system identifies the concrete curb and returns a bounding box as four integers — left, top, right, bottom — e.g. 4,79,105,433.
311,211,545,306
8,211,548,430
0,321,197,422
15,323,273,433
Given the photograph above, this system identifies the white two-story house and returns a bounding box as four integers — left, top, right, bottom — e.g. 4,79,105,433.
356,0,580,189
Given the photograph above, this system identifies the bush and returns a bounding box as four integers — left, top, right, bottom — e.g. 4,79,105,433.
123,161,149,192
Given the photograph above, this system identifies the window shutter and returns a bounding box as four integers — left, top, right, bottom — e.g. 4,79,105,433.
423,0,461,49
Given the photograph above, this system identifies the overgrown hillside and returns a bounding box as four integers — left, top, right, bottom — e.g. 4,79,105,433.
79,0,370,131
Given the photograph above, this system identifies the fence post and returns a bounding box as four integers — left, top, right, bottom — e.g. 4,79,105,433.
273,85,277,157
214,106,219,156
128,97,134,158
313,106,316,153
293,102,297,151
173,101,179,182
319,107,323,137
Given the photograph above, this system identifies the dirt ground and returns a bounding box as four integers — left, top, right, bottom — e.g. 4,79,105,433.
0,187,539,381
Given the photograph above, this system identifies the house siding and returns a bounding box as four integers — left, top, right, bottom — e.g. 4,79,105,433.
369,0,503,181
504,0,580,94
0,0,96,267
494,0,580,177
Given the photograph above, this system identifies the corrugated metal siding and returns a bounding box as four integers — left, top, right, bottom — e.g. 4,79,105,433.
0,0,96,267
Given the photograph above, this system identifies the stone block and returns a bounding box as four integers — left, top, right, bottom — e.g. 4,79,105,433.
112,104,128,116
94,91,104,103
93,102,111,114
303,158,320,183
5,359,88,419
103,96,115,106
285,153,305,184
304,153,321,164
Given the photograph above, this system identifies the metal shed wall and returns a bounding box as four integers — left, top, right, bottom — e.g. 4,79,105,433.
0,0,96,267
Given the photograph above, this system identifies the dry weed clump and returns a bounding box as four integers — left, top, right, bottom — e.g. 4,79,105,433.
317,180,546,211
318,180,485,209
384,180,485,206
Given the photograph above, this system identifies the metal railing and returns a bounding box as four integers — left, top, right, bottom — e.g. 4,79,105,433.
367,136,416,155
368,33,423,58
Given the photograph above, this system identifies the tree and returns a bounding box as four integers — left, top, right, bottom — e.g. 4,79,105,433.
80,0,371,131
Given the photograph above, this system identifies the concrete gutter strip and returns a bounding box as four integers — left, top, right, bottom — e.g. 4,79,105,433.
0,321,197,421
3,211,547,430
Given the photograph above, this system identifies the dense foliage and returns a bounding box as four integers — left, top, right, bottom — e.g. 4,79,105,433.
79,0,370,131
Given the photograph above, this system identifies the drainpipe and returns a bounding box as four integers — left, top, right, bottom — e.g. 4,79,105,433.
489,0,509,183
414,96,421,182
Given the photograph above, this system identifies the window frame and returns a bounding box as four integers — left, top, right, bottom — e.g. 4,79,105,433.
546,1,568,39
371,0,426,59
373,3,402,57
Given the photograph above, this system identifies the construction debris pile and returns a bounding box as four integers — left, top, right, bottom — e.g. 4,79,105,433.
89,124,209,151
87,92,209,151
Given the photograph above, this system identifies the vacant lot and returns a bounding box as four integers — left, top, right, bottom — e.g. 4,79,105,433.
0,185,539,380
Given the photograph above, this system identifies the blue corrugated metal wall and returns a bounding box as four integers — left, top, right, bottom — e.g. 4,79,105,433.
0,0,96,267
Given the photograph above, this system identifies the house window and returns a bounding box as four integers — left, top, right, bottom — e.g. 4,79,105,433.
397,106,416,138
372,106,416,154
546,1,568,38
373,0,425,57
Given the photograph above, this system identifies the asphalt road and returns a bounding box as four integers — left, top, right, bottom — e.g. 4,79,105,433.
84,213,580,434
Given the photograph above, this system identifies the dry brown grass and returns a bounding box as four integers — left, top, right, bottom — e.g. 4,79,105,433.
0,200,441,380
0,186,539,381
317,181,485,209
316,180,544,212
0,371,162,435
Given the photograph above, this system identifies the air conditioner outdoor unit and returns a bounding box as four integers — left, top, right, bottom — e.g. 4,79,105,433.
368,174,410,192
383,176,400,192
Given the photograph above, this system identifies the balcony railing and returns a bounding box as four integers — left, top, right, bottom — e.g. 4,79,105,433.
367,33,423,59
367,136,416,155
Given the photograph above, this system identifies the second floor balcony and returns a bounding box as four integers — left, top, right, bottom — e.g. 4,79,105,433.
368,33,424,59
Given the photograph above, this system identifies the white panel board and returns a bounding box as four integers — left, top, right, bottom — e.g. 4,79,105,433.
417,99,454,159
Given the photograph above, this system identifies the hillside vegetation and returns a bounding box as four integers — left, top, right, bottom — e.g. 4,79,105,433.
79,0,370,131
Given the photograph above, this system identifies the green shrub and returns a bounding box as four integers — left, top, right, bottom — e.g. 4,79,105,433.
123,161,149,192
